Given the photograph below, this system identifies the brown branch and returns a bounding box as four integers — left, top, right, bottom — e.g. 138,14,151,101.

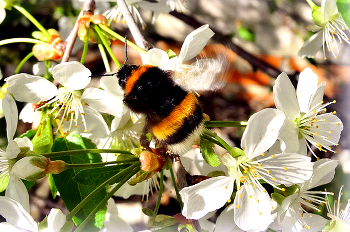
60,0,96,63
115,0,150,50
170,11,298,80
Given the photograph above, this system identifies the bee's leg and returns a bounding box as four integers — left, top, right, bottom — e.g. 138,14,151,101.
140,118,151,150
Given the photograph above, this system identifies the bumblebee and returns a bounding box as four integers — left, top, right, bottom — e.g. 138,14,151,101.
116,58,227,154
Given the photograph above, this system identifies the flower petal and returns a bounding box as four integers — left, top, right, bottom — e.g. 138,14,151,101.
144,48,171,67
234,184,274,231
322,0,338,22
273,72,300,120
279,119,300,153
5,176,30,213
14,137,33,151
0,8,5,24
3,93,18,142
241,108,285,158
0,196,37,231
180,176,234,220
215,204,243,232
47,208,66,232
82,87,123,117
100,76,124,100
5,141,20,160
100,198,133,232
297,31,323,58
310,82,326,110
52,61,91,90
6,73,58,103
297,68,318,113
178,24,214,63
11,157,43,180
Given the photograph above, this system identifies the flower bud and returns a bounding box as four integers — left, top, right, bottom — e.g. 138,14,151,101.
139,149,166,173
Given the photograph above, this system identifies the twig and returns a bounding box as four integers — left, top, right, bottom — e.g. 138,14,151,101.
170,11,298,79
60,0,96,63
115,0,150,50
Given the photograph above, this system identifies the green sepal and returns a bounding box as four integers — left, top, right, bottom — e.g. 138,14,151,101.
32,30,49,42
230,147,245,158
142,207,156,217
199,137,221,167
207,170,226,177
271,192,286,206
128,170,149,186
0,174,9,192
148,214,179,230
311,7,324,27
179,224,196,232
20,129,36,140
146,133,152,142
166,49,177,59
337,0,350,29
60,221,75,232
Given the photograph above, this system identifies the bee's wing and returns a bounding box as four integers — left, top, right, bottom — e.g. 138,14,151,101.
172,56,229,92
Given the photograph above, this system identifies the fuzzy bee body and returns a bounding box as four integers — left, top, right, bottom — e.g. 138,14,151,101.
117,64,205,154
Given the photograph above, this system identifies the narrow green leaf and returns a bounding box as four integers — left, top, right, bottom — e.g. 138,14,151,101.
337,0,350,29
48,174,58,199
51,134,107,231
199,138,221,167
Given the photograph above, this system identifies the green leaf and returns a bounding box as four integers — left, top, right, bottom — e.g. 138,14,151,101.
50,134,107,231
20,129,36,139
32,114,53,154
73,165,130,185
199,138,221,167
0,174,9,192
271,192,285,206
148,214,179,229
48,174,58,199
337,0,350,29
142,207,156,217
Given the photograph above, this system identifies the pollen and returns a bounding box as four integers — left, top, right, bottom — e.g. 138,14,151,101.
236,205,240,208
257,200,259,203
267,170,271,174
225,186,228,189
262,153,265,156
271,155,275,158
329,131,333,134
272,177,276,181
239,194,242,198
259,212,262,215
282,188,286,191
284,167,288,170
249,195,252,198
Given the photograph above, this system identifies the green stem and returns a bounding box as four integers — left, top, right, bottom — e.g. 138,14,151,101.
74,162,140,232
80,29,90,64
41,149,133,158
14,52,33,74
98,41,111,72
153,170,164,215
66,161,140,222
170,167,183,209
305,0,316,8
0,38,46,46
204,129,232,152
205,121,247,128
94,25,121,69
13,5,50,37
64,159,139,169
98,24,147,54
201,133,225,149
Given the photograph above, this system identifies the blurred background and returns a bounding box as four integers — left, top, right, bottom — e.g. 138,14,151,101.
0,0,349,230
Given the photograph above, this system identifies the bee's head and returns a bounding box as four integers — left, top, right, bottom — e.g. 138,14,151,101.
116,64,139,90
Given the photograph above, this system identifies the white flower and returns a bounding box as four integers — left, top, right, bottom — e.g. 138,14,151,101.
0,7,5,24
273,159,337,231
0,93,32,212
0,196,67,232
298,0,350,59
6,61,122,134
323,186,350,231
274,68,343,156
166,0,187,12
100,198,133,232
180,108,314,231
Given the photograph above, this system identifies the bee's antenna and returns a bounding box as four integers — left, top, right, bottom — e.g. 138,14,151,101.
124,36,128,65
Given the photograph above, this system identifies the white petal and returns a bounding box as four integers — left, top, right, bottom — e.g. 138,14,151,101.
11,157,43,180
47,208,66,232
19,103,38,123
241,108,285,158
100,198,133,232
180,176,234,220
279,119,300,153
301,158,338,191
0,196,37,231
14,137,33,151
297,68,318,113
144,48,171,67
297,31,323,58
273,72,300,120
5,141,20,160
6,73,58,103
32,61,55,76
52,61,91,90
82,87,123,117
260,153,313,186
3,94,18,142
215,204,244,232
0,222,24,231
5,176,30,213
100,76,124,100
234,184,274,231
309,82,326,110
0,8,5,24
113,181,146,199
322,0,338,22
311,114,343,147
178,24,214,63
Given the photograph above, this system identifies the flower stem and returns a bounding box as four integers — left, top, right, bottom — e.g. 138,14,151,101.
153,170,164,215
41,149,133,158
80,29,90,64
14,52,33,74
66,161,140,222
203,129,232,152
0,38,46,46
73,162,140,232
201,133,225,149
170,167,183,209
98,24,147,54
13,5,50,37
64,159,139,169
98,41,111,72
305,0,316,8
94,25,121,69
205,121,247,128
